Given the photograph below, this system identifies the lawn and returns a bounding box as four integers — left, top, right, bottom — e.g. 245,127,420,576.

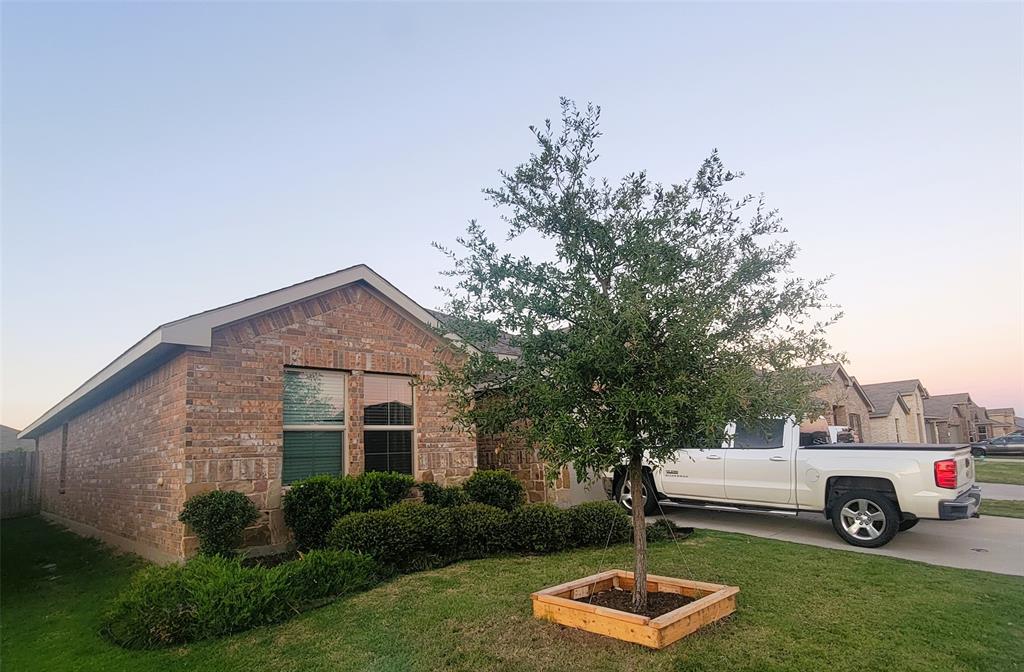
3,517,1023,672
976,459,1024,486
981,500,1024,519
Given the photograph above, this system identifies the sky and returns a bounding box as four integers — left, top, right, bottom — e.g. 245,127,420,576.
2,1,1022,430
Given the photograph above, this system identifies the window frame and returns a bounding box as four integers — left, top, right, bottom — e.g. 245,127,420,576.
282,367,347,483
362,373,416,475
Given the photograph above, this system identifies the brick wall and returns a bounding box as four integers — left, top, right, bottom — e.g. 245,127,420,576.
812,377,874,442
37,354,188,562
182,281,477,554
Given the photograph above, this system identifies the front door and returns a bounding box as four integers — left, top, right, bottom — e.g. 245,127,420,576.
723,419,794,505
658,447,727,500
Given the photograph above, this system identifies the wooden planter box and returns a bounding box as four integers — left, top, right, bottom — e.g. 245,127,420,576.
530,570,738,649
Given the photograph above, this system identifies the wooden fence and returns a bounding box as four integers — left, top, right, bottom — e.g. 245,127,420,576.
1,451,41,519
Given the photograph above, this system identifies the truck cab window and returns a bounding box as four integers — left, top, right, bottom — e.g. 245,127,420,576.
732,419,786,449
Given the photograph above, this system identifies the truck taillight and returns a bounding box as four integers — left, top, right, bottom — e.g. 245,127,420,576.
934,459,957,489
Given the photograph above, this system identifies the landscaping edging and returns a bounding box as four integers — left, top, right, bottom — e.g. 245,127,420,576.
530,570,738,649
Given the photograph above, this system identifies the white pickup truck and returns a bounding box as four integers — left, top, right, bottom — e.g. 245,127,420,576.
610,418,981,548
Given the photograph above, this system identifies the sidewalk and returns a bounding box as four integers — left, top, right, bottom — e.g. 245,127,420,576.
979,482,1024,500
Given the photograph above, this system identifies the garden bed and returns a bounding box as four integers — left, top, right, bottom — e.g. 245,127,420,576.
531,570,738,649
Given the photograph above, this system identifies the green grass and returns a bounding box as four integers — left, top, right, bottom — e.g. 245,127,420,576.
976,460,1024,485
3,517,1023,672
981,500,1024,519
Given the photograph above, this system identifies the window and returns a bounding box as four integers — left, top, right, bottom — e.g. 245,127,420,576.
848,413,864,443
977,425,988,440
282,368,346,484
732,419,786,449
363,374,414,474
59,423,68,494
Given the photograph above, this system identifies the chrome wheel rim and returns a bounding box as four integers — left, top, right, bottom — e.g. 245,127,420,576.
840,499,886,540
620,480,648,512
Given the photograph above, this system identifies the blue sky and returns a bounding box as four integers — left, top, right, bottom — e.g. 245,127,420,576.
2,2,1022,428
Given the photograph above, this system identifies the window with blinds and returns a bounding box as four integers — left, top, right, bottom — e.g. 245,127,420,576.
363,374,414,475
282,368,346,483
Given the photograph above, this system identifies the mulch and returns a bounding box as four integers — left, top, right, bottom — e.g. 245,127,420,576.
573,588,694,618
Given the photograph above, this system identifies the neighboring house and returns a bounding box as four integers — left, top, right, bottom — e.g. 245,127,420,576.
859,380,930,443
805,363,875,442
0,425,36,452
923,392,991,444
18,266,492,562
986,408,1019,437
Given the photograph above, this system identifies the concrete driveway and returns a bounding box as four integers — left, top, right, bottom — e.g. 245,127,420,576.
658,504,1024,577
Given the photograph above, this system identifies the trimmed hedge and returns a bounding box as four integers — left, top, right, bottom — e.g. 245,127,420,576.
282,472,415,550
564,500,632,547
179,490,261,557
102,550,382,649
419,482,471,507
508,503,571,553
326,501,457,572
327,500,670,570
462,470,525,510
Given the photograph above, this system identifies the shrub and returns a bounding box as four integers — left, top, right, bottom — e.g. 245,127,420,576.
462,469,525,511
102,551,381,648
328,501,456,571
419,482,471,507
508,503,570,554
644,517,681,543
179,490,260,557
449,503,511,558
564,500,631,547
282,472,415,550
360,471,416,511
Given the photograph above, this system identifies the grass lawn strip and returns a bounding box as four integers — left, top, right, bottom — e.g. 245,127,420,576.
980,500,1024,519
975,460,1024,486
2,516,1022,672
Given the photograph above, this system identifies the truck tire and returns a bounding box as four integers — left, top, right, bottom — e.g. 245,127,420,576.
829,490,900,548
616,473,658,516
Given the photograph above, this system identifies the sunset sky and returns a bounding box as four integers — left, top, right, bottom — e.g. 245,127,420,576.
2,2,1021,430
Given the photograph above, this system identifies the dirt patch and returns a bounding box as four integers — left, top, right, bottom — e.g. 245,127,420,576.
574,588,694,618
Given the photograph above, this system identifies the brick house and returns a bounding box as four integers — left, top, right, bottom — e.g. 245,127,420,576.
923,392,993,443
986,407,1020,438
803,363,875,442
859,379,930,443
19,266,485,563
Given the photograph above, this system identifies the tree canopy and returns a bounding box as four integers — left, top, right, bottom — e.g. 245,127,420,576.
434,99,838,478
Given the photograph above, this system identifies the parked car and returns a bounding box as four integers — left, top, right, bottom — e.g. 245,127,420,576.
971,434,1024,457
610,418,980,548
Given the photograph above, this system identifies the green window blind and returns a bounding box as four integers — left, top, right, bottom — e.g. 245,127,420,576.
284,368,345,425
282,431,343,484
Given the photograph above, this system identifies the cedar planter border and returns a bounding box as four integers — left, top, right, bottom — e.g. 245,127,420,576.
530,570,738,649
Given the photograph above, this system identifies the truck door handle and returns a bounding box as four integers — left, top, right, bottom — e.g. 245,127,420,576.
769,456,788,462
706,454,722,460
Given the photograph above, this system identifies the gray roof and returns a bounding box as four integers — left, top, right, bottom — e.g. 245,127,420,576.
428,310,522,357
859,380,925,418
923,393,972,420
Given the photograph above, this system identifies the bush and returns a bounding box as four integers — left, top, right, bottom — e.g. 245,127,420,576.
462,470,525,511
102,551,381,648
564,500,632,547
328,501,456,571
419,482,471,507
361,471,417,511
508,503,570,554
282,472,415,550
644,517,681,543
449,503,511,558
179,490,260,557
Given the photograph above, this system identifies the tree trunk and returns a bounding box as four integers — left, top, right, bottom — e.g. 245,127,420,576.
628,455,648,611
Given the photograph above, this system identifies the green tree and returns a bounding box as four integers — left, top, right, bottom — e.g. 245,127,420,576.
433,99,837,610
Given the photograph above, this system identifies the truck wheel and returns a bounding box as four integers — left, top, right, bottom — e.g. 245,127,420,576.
830,490,900,548
898,518,920,532
616,474,658,516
